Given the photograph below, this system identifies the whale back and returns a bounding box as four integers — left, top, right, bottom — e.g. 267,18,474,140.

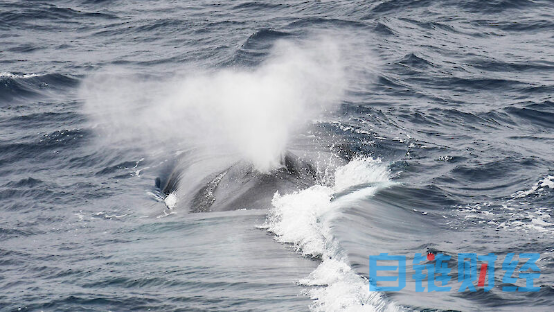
157,151,317,212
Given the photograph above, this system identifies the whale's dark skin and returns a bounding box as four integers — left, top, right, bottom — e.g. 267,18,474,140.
156,152,317,212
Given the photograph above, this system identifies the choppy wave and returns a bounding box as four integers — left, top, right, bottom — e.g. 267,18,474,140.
2,0,554,311
264,158,399,311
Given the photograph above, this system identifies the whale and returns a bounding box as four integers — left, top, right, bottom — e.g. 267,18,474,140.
156,151,318,212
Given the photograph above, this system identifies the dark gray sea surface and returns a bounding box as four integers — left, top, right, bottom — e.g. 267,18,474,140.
1,0,553,311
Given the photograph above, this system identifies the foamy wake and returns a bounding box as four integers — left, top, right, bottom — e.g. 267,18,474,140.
0,72,39,79
512,175,554,198
263,158,402,312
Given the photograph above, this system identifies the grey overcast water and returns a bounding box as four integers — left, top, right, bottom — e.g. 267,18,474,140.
1,1,554,311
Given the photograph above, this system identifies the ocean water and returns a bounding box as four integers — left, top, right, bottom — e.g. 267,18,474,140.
1,0,554,311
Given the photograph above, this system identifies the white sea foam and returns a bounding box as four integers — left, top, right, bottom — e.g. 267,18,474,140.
454,202,553,234
512,175,554,198
264,158,401,312
0,72,39,79
164,192,178,209
479,175,554,233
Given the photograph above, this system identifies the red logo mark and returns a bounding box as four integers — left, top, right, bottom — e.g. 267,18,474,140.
478,263,488,287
